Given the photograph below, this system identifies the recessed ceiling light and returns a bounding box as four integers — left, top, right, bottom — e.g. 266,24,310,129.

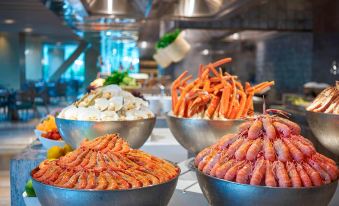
140,41,148,49
4,19,15,24
23,27,33,33
201,49,209,55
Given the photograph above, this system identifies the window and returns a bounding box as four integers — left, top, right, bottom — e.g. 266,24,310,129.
42,43,85,81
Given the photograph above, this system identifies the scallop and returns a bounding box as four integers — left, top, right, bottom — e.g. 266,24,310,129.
94,98,110,111
59,105,78,120
108,96,123,111
77,107,101,120
100,111,119,121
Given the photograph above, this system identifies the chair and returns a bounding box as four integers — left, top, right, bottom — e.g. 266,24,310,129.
8,89,37,121
0,90,9,120
34,83,50,114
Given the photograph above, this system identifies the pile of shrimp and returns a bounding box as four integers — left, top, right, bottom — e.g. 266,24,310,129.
195,113,338,187
32,134,179,190
171,57,274,119
307,81,339,114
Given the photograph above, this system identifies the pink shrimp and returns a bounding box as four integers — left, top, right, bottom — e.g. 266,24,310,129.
296,164,313,187
250,158,266,185
265,160,277,187
307,159,331,184
226,138,244,157
215,159,235,178
236,162,252,184
263,138,276,161
246,138,262,161
312,156,338,180
274,161,292,187
95,173,108,190
314,153,336,166
235,140,253,160
224,161,244,181
217,134,238,149
273,139,291,162
275,117,301,135
262,117,276,139
302,163,323,186
286,162,302,187
282,138,303,162
248,119,263,139
273,122,290,138
195,147,213,166
238,121,252,133
76,171,88,189
292,136,315,157
202,153,221,175
197,150,217,170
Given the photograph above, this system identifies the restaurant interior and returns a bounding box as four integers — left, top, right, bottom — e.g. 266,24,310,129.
0,0,339,205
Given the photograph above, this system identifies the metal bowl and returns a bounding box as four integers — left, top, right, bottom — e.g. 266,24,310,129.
196,168,338,206
306,111,339,155
56,117,156,149
166,114,244,154
31,165,180,206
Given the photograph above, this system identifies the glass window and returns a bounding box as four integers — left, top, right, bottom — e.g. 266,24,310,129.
42,43,85,81
99,31,139,74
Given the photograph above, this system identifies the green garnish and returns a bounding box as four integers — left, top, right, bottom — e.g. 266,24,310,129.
156,29,181,49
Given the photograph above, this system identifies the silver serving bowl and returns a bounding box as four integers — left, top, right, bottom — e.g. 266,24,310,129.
31,165,180,206
196,168,338,206
56,117,156,149
166,114,244,154
306,111,339,155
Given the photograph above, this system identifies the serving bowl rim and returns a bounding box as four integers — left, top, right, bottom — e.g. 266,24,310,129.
306,110,339,117
195,165,338,190
55,116,157,123
166,112,246,122
31,162,180,192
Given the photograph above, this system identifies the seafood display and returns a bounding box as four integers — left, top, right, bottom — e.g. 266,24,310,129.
195,111,338,187
32,134,179,190
58,85,154,121
36,115,61,141
307,81,339,114
171,58,274,119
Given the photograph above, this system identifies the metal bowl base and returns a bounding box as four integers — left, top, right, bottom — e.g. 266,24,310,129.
196,168,338,206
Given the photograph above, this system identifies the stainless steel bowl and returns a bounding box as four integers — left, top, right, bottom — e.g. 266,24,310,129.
166,114,244,154
196,168,338,206
306,111,339,155
56,117,156,149
31,165,180,206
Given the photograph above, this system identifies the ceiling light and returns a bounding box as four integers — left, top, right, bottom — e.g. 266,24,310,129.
4,19,15,24
140,41,148,49
201,49,209,55
23,27,33,33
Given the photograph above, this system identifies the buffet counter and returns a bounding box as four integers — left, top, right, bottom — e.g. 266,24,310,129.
10,127,339,206
10,128,207,206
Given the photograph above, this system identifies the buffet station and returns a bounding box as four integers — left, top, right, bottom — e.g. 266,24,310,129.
10,58,339,206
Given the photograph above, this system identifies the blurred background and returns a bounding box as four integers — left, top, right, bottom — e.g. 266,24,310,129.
0,0,339,205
